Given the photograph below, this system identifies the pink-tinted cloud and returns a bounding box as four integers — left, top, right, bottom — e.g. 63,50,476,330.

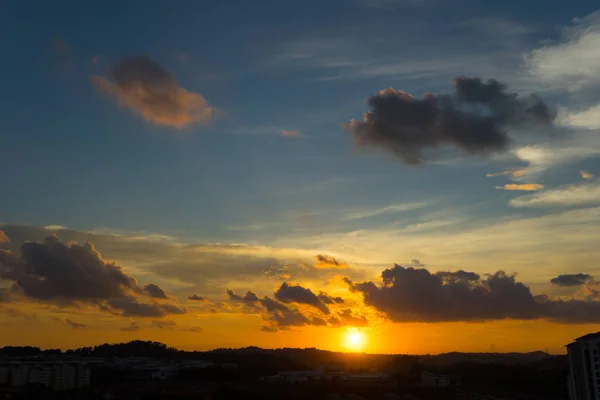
282,129,301,137
91,55,216,129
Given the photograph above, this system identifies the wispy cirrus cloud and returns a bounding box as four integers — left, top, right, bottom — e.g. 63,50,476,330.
496,183,544,191
509,182,600,207
486,168,528,179
525,10,600,92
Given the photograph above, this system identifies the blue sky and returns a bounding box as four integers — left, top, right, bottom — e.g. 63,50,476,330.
2,0,598,239
2,0,600,351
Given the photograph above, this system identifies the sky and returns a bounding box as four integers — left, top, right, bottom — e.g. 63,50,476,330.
2,0,600,354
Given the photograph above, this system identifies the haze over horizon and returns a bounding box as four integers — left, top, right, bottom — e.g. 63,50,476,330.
2,0,600,355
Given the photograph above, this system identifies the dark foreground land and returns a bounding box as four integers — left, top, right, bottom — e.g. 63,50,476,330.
0,341,568,400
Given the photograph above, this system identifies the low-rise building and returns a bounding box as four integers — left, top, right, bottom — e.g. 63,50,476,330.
421,371,451,388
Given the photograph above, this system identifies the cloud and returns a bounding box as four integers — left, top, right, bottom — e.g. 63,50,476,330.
274,282,330,314
144,283,169,299
152,319,177,329
525,10,600,91
344,77,554,165
0,235,188,318
121,322,141,332
496,184,544,191
188,294,206,301
581,170,595,180
91,55,216,128
551,273,592,287
435,270,480,282
486,168,528,179
282,129,301,137
314,254,348,269
328,308,369,327
1,307,38,322
318,291,344,304
345,265,600,323
227,289,260,303
509,182,600,207
107,296,186,318
186,326,203,332
0,236,139,301
49,316,86,329
0,230,9,244
339,202,428,222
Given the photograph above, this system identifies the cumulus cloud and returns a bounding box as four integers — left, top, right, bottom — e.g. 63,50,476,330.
510,182,600,207
107,296,186,318
188,294,206,301
496,183,544,191
91,55,216,128
274,282,330,314
318,291,344,304
435,270,480,282
0,235,186,317
328,308,369,327
144,283,168,299
227,289,259,303
486,168,528,179
315,254,347,269
344,76,554,165
0,236,139,301
581,170,595,180
345,265,600,323
551,273,592,287
0,230,9,244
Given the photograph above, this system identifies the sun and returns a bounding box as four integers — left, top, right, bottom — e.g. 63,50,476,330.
343,329,366,351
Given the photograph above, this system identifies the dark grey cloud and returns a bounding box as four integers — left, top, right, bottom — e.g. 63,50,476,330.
49,316,86,329
550,273,592,287
91,55,216,129
315,254,347,269
0,235,185,318
435,270,480,282
107,296,186,318
328,308,369,327
0,236,139,301
227,289,259,303
274,282,330,314
188,294,206,301
345,76,554,165
144,283,168,299
259,296,290,313
345,265,600,323
318,291,344,304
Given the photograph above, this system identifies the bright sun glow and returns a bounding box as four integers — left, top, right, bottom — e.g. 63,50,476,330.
344,329,366,351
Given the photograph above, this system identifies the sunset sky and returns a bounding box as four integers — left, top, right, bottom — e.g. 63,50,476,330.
2,0,600,354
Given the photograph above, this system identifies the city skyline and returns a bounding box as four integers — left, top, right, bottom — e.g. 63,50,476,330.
2,0,600,354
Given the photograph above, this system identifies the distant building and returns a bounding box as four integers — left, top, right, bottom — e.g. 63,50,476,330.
0,366,9,385
28,366,52,386
421,371,451,388
0,362,91,390
567,331,600,400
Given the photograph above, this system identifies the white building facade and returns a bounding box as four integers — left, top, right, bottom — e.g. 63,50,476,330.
567,332,600,400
